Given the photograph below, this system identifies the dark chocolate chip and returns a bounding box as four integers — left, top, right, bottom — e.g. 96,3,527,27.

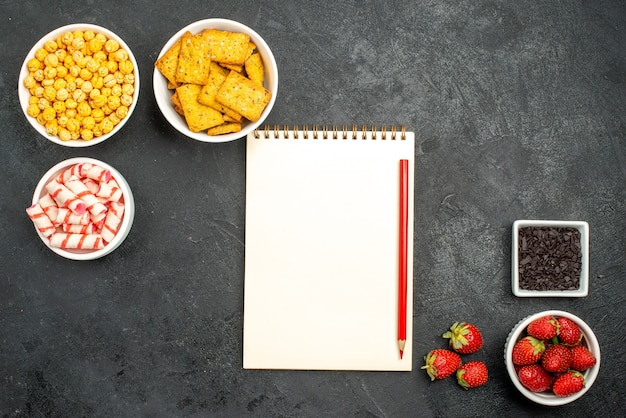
518,226,582,291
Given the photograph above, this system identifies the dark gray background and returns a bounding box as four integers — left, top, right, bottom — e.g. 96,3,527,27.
1,1,625,416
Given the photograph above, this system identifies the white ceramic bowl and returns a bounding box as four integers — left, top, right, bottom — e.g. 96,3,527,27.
30,157,134,260
512,220,589,297
18,24,140,147
504,310,601,406
153,18,278,143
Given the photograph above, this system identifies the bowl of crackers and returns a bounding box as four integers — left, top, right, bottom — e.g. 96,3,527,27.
153,18,278,143
18,24,139,147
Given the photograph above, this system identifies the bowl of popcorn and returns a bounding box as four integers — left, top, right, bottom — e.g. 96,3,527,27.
512,220,589,297
18,24,140,147
504,310,600,406
27,157,135,260
153,18,278,143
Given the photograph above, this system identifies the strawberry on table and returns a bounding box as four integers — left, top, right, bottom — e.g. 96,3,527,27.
442,322,484,354
552,370,585,397
557,316,583,345
570,345,597,371
541,344,572,373
517,364,553,393
456,361,488,389
527,315,558,340
512,336,545,365
421,349,462,381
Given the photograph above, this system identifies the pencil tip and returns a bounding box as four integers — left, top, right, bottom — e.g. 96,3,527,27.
397,339,406,359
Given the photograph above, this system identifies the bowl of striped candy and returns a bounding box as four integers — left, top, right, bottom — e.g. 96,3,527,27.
26,157,134,260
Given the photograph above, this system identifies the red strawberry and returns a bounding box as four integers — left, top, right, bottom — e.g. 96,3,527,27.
517,364,553,392
541,344,572,373
421,349,462,381
570,345,597,371
552,370,585,397
557,317,583,345
527,315,558,340
512,336,545,365
456,361,488,389
443,322,484,354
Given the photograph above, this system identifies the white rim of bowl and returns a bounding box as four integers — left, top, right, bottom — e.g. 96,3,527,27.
31,157,135,260
152,18,278,143
504,310,601,406
18,24,140,147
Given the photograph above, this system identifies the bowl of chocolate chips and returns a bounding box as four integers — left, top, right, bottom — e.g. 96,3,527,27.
512,220,589,297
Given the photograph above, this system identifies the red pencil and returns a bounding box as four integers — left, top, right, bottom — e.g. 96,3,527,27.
398,159,408,359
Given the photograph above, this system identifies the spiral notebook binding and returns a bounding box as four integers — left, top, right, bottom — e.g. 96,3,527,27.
253,124,407,140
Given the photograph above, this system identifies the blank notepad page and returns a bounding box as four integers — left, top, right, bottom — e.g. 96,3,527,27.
243,127,415,371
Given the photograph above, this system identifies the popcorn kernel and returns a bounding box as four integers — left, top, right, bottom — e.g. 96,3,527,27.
101,118,114,134
45,120,59,136
27,58,43,72
59,128,72,141
44,40,58,52
118,60,133,75
42,107,56,122
104,39,120,53
91,108,105,122
80,128,94,141
27,104,41,117
82,116,96,130
24,75,37,89
77,101,92,117
55,88,69,101
35,48,48,61
83,30,95,41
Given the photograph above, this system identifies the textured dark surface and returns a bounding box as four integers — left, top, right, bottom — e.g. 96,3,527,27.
1,1,625,416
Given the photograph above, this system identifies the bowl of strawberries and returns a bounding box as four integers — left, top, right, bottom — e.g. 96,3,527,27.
504,310,600,406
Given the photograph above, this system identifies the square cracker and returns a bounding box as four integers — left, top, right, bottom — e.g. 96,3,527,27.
220,63,243,73
171,91,182,108
219,42,257,72
215,71,271,122
175,31,211,85
155,39,181,88
171,91,184,115
198,63,243,122
202,29,250,66
176,84,224,132
245,52,264,86
207,123,242,136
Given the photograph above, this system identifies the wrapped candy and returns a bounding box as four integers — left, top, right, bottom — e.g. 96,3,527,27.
56,208,90,225
101,202,125,242
50,233,105,250
84,164,111,183
91,212,107,229
65,176,108,216
82,178,100,194
62,223,97,234
38,193,60,226
26,203,56,237
56,163,84,184
96,179,123,202
45,179,87,215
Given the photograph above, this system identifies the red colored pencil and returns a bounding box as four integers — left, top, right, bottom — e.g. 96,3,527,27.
398,159,408,359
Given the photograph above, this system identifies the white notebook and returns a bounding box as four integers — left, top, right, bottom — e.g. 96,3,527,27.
243,125,415,371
